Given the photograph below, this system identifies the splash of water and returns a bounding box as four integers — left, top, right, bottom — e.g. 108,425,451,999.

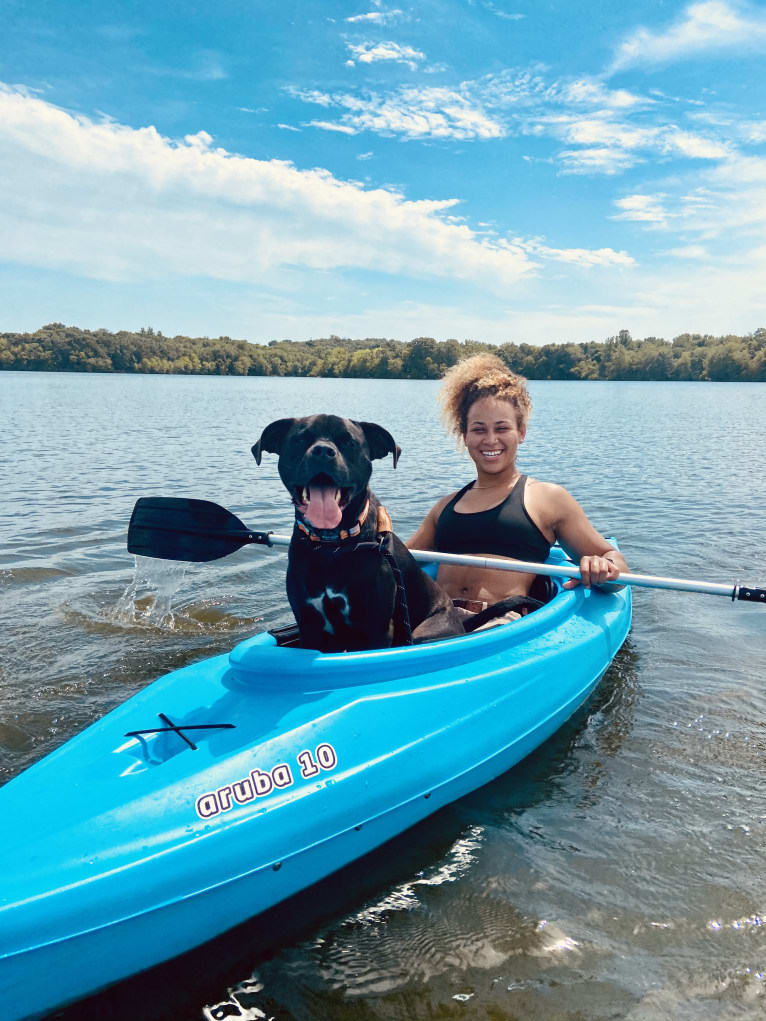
113,555,188,629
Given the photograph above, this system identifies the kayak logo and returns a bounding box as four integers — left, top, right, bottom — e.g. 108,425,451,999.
195,743,338,820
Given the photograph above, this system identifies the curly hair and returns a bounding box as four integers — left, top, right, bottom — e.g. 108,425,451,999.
439,354,531,439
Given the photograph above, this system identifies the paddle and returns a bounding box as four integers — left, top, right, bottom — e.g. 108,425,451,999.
127,497,766,604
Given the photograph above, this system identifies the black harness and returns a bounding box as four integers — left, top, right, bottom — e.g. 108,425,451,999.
294,508,414,645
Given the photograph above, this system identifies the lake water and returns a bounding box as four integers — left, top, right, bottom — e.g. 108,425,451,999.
1,371,764,1021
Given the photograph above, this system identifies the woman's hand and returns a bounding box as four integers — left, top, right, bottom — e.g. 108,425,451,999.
563,553,623,590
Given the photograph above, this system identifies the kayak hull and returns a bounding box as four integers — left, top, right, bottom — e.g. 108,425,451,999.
0,551,631,1019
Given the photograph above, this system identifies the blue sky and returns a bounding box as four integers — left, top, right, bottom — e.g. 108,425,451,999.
1,0,765,344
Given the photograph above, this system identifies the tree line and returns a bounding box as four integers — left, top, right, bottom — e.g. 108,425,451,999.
2,324,765,382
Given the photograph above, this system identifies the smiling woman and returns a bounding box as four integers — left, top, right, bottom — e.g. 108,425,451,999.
408,354,628,618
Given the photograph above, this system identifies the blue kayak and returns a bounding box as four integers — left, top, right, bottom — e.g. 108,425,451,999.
0,547,631,1020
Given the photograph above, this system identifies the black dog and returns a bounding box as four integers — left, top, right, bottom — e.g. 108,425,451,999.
252,415,464,652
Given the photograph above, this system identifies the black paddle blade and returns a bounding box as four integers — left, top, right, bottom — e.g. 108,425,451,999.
128,497,265,563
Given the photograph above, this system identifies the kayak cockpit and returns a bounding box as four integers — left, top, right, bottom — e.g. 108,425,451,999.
226,580,577,693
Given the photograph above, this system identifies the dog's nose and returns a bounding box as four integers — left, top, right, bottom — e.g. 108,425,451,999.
311,442,337,460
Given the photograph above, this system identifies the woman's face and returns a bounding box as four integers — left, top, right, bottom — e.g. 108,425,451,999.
464,396,525,477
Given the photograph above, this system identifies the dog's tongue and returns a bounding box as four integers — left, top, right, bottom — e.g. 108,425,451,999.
304,483,342,529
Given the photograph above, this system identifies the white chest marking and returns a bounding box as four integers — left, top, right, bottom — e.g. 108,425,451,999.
306,587,352,635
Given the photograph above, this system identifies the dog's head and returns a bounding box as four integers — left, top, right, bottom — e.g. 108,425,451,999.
252,414,401,532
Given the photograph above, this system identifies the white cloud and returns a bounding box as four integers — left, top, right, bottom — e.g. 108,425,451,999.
662,128,731,159
711,153,766,185
481,3,525,21
664,244,709,258
649,88,706,107
290,69,555,143
612,194,671,225
346,41,425,69
687,158,766,235
294,89,335,108
561,118,659,150
346,8,404,24
610,1,766,72
291,66,738,176
308,120,357,134
0,84,536,293
478,71,651,113
747,121,766,143
525,244,636,268
617,154,766,239
610,150,766,290
559,146,643,175
542,111,734,175
297,86,505,140
683,115,766,150
0,82,649,339
562,79,647,109
477,67,556,107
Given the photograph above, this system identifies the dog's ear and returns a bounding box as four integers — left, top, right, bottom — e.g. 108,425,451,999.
252,418,296,465
356,421,401,468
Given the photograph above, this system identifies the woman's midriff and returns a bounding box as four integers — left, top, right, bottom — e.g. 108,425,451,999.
436,560,537,603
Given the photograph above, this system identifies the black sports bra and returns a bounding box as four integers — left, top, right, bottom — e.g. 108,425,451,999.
433,475,552,563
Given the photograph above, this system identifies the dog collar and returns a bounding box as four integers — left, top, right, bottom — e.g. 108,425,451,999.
295,498,371,543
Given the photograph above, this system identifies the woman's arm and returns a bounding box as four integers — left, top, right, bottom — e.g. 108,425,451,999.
542,484,627,590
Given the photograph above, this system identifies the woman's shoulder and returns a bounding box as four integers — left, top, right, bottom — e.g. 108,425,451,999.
527,475,571,492
524,476,568,499
524,477,577,524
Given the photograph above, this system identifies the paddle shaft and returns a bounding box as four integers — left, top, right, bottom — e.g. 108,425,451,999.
126,498,765,603
252,532,762,602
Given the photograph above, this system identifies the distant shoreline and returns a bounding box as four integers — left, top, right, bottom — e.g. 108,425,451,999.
2,324,764,383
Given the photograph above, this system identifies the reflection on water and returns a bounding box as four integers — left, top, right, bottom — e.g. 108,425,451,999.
1,372,765,1021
